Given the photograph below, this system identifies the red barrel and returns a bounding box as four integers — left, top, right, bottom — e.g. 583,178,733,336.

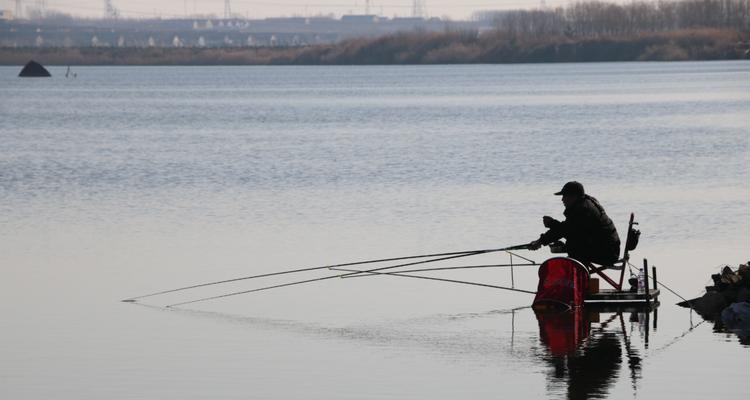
533,257,590,308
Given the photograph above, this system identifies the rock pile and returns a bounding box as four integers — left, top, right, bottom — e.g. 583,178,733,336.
678,262,750,343
678,263,750,317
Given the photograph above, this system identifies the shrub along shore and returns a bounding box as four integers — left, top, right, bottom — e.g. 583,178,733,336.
4,0,750,66
2,28,748,65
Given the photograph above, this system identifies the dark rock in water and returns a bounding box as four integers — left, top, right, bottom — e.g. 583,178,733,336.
720,302,750,345
679,292,730,319
18,60,51,77
681,262,750,344
722,302,750,330
737,287,750,303
678,261,750,319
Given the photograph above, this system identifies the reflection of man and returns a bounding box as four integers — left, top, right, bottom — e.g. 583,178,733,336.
535,309,630,400
529,182,620,266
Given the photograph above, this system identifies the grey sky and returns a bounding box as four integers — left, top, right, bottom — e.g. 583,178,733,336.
4,0,558,20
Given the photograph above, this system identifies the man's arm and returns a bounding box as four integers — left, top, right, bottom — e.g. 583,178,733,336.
539,218,567,245
529,216,566,250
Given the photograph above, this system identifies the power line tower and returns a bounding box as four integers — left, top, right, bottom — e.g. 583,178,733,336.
35,0,45,17
15,0,23,19
104,0,119,19
411,0,425,18
224,0,231,19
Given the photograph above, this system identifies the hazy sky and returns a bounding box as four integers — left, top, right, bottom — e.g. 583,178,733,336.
4,0,561,20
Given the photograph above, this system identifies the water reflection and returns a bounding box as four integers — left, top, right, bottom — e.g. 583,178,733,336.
534,306,657,399
134,300,682,400
715,302,750,345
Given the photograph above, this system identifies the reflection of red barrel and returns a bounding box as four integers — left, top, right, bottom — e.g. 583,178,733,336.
535,307,590,356
533,257,589,308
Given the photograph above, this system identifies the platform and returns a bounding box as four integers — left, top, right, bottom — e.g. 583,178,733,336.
585,301,660,313
585,288,660,306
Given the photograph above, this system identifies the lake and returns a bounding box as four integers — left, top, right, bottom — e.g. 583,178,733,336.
1,61,748,399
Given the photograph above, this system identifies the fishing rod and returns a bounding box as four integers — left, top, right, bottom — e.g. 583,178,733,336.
165,249,494,308
330,267,537,295
123,243,531,303
335,244,534,280
342,262,539,278
165,244,532,308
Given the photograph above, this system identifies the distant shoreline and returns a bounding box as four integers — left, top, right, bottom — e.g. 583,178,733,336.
2,28,748,66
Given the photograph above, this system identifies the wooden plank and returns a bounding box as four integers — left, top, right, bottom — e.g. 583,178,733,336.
585,301,660,313
585,288,660,302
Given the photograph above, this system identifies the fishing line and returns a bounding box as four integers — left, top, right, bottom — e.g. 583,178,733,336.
343,262,539,278
654,279,692,306
626,261,693,308
165,248,517,307
647,319,707,356
124,244,528,302
330,267,537,294
506,251,536,264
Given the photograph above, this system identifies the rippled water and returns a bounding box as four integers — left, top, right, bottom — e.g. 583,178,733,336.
1,62,748,399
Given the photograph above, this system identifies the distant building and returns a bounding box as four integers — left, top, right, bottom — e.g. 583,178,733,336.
0,10,14,20
392,17,425,23
265,17,308,24
0,14,479,48
341,15,379,24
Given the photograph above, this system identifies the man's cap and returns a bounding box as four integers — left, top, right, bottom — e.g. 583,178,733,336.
554,181,585,196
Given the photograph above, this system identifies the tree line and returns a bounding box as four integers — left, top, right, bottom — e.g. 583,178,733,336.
475,0,750,37
4,0,748,65
5,27,744,65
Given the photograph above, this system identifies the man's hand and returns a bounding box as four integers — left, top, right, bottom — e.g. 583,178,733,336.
542,216,559,228
528,240,542,250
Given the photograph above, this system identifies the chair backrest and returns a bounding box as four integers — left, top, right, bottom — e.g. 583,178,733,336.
622,213,640,262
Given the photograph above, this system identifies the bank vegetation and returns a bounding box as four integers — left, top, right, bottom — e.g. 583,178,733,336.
2,0,749,65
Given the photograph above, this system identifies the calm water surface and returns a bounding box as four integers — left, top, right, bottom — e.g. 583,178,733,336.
1,62,748,399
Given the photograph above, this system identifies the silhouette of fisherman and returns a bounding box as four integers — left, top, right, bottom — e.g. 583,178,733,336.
529,181,620,266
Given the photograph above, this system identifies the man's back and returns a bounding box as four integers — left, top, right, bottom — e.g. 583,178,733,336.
563,195,620,265
532,182,622,265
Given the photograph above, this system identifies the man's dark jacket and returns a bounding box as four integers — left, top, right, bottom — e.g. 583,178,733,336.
539,195,621,265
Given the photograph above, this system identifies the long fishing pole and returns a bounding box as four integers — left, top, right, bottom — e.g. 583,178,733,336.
166,250,487,307
124,244,530,302
338,244,531,279
166,247,527,308
343,262,539,278
331,267,537,294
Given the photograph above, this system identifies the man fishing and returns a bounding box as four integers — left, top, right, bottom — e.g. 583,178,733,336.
529,181,621,266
